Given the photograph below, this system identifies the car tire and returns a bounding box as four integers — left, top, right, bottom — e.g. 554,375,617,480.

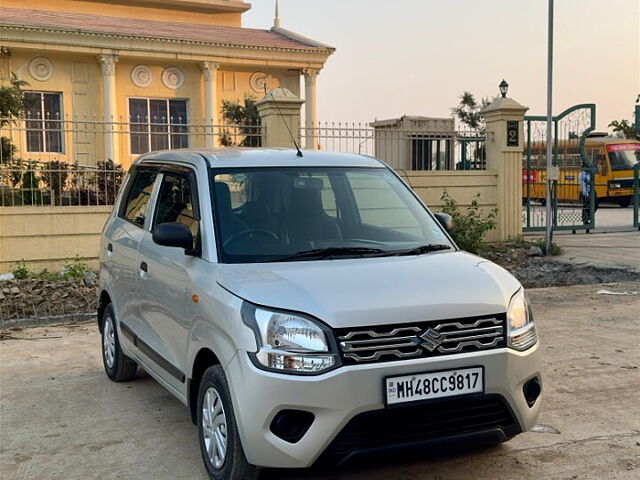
101,303,137,382
197,365,258,480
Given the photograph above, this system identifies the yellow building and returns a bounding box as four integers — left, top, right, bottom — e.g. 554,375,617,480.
0,0,333,167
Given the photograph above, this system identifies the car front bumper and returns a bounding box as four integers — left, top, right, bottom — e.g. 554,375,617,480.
225,343,542,468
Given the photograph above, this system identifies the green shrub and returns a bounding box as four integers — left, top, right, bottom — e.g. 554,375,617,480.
36,269,61,281
11,260,31,280
62,256,90,280
440,191,498,253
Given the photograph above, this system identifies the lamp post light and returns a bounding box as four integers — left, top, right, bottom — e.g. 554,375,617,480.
499,79,509,98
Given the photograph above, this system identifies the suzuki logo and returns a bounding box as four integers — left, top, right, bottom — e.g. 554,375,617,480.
419,328,443,352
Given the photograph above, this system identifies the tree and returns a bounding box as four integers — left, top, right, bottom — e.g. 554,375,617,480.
0,73,30,122
0,74,42,204
451,92,494,169
608,119,639,140
451,92,493,133
1,73,32,163
220,96,261,147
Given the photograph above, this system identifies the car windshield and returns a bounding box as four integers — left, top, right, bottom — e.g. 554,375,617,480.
607,144,640,171
211,167,453,263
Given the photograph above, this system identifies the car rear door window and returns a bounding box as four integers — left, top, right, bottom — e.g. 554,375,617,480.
121,171,157,228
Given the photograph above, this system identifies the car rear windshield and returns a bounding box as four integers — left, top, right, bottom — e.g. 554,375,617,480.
210,167,453,263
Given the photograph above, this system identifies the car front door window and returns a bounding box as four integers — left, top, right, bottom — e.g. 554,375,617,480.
154,173,199,247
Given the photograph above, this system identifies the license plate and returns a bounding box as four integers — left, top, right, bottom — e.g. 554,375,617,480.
385,367,484,405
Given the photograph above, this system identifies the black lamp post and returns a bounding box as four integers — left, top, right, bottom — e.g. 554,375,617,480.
499,79,509,98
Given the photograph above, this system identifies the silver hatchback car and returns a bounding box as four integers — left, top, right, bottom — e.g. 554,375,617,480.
99,149,541,479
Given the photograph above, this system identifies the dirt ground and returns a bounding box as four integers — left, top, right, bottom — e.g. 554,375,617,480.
1,282,639,480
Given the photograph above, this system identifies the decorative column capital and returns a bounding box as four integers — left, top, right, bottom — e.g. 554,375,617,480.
302,67,321,81
97,54,119,76
200,61,220,81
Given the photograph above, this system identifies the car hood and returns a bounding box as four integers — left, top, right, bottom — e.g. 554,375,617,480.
216,251,521,328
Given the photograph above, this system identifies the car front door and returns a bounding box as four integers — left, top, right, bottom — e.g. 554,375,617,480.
136,167,202,391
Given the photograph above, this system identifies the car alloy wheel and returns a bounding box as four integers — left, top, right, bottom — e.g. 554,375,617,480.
202,387,228,470
103,315,116,369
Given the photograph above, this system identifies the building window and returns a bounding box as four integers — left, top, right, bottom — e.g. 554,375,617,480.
129,98,188,154
24,92,64,153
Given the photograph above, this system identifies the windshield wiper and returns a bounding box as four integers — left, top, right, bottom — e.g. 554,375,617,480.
391,244,452,256
272,246,386,262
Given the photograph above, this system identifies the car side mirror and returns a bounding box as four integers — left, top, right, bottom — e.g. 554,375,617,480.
434,213,454,233
152,222,195,254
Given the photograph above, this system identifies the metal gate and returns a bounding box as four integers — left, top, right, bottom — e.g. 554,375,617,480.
522,104,597,232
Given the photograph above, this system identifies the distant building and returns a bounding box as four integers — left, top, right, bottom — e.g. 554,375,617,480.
0,0,334,166
370,116,455,170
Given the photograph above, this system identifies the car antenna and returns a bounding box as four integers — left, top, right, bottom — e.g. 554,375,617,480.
264,85,303,157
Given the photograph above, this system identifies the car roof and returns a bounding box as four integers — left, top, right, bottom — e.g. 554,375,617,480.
136,148,385,169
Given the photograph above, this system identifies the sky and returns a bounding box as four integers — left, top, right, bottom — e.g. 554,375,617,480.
244,0,640,130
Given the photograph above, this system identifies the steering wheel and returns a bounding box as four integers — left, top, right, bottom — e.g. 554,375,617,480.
223,228,279,248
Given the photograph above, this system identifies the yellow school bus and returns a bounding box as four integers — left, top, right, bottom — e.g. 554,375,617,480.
522,133,640,207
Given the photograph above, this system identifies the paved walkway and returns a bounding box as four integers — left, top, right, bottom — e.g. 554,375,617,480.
553,231,640,272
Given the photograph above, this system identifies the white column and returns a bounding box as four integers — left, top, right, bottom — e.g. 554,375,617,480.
97,54,119,164
201,61,219,148
303,68,320,149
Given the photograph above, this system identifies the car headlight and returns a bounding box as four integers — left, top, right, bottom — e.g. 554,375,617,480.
609,182,621,189
241,302,338,374
507,289,538,351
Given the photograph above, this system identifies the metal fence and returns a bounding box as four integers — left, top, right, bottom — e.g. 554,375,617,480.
0,159,126,207
0,115,263,206
1,115,486,207
301,122,486,171
0,114,263,163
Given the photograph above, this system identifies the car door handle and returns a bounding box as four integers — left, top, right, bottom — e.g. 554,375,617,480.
140,261,148,273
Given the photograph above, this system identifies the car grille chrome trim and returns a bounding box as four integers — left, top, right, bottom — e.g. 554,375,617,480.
338,327,422,340
337,315,506,364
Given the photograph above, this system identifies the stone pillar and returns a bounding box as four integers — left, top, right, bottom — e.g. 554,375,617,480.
255,88,304,148
303,68,320,149
200,61,219,148
97,54,119,164
481,97,529,240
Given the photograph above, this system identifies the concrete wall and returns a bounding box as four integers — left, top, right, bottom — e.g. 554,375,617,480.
0,206,111,273
400,170,500,241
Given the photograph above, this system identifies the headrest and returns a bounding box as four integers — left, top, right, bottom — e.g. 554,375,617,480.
293,177,324,191
289,184,323,215
214,182,232,214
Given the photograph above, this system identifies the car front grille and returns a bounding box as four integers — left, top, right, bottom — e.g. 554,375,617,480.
316,394,520,465
336,314,506,365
